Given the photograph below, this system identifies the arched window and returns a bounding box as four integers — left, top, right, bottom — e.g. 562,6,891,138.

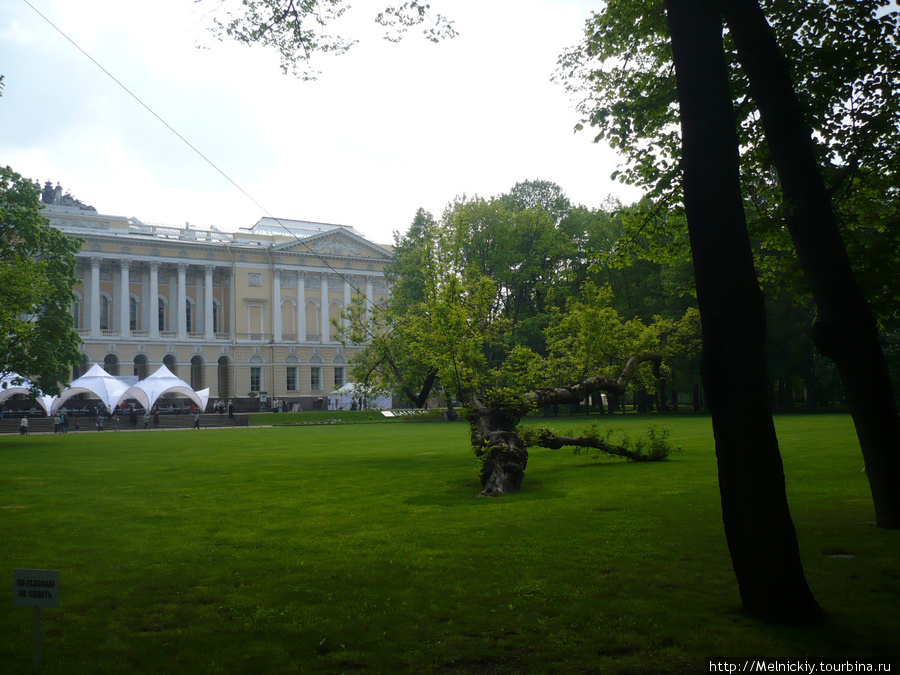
190,355,204,390
73,353,90,381
185,299,194,333
213,299,222,334
134,354,149,380
129,296,139,331
72,292,83,330
104,353,120,376
99,295,111,331
163,353,177,376
158,298,167,332
217,355,232,398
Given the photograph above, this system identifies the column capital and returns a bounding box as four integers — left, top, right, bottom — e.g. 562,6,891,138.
205,265,215,276
90,256,103,269
149,261,161,272
119,259,132,270
177,263,189,273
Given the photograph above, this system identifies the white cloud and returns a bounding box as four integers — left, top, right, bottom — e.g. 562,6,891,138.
1,0,642,245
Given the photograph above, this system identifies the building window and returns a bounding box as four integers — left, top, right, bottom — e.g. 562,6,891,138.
134,354,149,380
334,366,344,389
286,366,297,391
213,301,221,334
250,367,262,393
310,366,321,391
100,296,110,330
185,300,194,333
72,298,81,330
129,296,139,331
158,298,166,332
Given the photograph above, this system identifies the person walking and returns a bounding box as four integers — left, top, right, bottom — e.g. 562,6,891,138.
19,416,28,435
53,414,61,434
143,412,150,429
193,410,201,430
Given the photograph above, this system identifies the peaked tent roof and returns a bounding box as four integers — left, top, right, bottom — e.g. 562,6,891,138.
117,365,205,411
1,374,57,416
51,364,129,414
0,373,32,405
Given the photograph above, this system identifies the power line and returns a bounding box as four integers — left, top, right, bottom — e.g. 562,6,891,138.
21,0,386,316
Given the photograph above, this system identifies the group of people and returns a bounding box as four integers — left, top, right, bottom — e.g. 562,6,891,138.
15,399,239,434
213,399,236,419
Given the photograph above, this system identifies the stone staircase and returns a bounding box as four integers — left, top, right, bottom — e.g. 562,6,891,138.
0,412,249,434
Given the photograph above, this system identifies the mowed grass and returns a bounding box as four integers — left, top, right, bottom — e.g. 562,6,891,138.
1,415,897,673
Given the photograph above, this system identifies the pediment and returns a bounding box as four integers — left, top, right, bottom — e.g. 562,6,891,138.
275,229,392,261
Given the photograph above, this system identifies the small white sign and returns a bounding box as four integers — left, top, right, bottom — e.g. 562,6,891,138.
13,569,59,609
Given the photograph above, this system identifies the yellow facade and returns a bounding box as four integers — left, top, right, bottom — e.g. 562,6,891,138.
44,203,392,409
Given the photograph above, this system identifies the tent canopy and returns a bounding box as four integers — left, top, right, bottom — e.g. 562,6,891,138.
117,365,206,412
1,373,57,416
51,364,128,414
50,364,207,414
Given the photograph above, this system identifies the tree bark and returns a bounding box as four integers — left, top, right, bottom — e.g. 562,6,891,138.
666,0,821,622
471,353,662,497
721,0,900,529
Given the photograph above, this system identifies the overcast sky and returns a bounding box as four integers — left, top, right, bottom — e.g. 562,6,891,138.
2,0,642,245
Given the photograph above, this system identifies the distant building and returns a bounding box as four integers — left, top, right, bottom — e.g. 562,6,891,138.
42,191,392,409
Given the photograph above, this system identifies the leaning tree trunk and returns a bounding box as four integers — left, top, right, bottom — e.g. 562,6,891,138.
666,0,821,622
472,354,663,497
722,0,900,529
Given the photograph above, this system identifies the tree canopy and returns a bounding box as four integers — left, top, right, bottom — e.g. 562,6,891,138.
0,167,83,396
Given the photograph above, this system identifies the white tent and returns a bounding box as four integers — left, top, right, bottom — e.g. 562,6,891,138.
117,365,206,412
1,374,57,416
51,364,129,415
331,383,392,411
37,394,56,416
0,373,32,405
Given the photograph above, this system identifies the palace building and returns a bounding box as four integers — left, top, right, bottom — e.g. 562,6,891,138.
41,185,393,409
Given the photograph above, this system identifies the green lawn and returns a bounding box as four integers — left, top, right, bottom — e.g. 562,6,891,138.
1,415,897,673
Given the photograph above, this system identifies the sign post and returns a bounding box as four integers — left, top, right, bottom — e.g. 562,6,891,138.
13,569,59,672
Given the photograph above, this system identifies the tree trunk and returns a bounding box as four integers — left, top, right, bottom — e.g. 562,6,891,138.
471,353,663,497
722,0,900,529
469,402,529,497
666,0,821,622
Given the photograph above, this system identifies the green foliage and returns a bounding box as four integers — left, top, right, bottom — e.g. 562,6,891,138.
558,0,900,321
208,0,456,79
523,423,679,462
0,167,83,395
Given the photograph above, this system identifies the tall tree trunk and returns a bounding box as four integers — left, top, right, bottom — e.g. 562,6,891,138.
721,0,900,529
665,0,821,622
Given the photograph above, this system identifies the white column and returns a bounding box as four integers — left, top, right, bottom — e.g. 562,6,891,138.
296,272,306,343
177,263,188,340
320,273,330,343
119,260,131,337
90,257,101,338
205,265,215,341
365,275,375,324
149,262,160,339
273,269,282,342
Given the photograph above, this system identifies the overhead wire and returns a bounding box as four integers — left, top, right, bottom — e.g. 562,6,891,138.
21,0,386,317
